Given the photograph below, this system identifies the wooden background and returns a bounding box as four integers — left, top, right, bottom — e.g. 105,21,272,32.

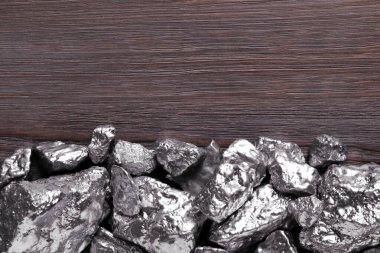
0,0,379,164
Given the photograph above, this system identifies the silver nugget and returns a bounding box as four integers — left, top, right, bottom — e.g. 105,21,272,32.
255,230,297,253
209,184,290,252
0,147,31,189
288,195,324,228
88,125,115,164
308,134,347,168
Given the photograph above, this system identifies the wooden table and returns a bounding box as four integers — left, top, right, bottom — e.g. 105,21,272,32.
1,1,379,164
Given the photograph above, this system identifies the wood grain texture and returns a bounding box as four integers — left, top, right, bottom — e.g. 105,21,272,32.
0,0,380,163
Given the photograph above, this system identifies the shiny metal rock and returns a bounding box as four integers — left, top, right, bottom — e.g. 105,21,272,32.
155,138,205,177
194,139,266,223
112,140,156,176
255,230,297,253
194,246,229,253
300,163,380,253
35,141,88,174
288,195,323,228
269,151,320,195
254,137,305,168
0,147,31,189
90,227,144,253
169,140,221,195
209,184,290,252
111,165,141,216
308,134,347,168
0,166,109,253
88,125,116,164
113,176,206,253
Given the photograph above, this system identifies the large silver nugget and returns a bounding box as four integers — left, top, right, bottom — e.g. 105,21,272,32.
169,140,221,195
112,140,156,176
255,230,297,253
90,227,144,253
111,165,141,216
35,141,88,174
209,184,290,252
288,195,324,228
300,163,380,253
269,151,320,195
88,125,115,164
194,246,229,253
195,139,266,223
0,166,109,253
155,138,205,177
113,176,205,253
308,134,347,168
0,147,31,189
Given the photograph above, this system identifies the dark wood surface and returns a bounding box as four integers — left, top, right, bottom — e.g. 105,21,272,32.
1,1,380,163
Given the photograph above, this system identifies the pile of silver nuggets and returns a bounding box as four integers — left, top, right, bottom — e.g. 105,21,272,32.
1,125,379,253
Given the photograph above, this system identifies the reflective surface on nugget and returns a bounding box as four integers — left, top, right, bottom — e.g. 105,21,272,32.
111,165,141,216
300,163,380,253
194,246,229,253
35,141,88,174
155,138,205,177
88,125,115,164
169,140,221,195
195,139,266,223
255,230,297,253
90,227,144,253
113,176,205,253
0,166,109,253
288,195,323,228
112,140,156,175
308,134,347,168
0,147,31,189
209,184,290,252
254,137,305,168
269,151,320,195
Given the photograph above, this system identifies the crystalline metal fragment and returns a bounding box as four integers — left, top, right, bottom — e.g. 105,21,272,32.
300,163,380,253
308,134,347,168
169,140,221,195
35,141,88,174
209,184,290,252
88,125,116,164
111,165,141,216
194,246,229,253
0,166,109,253
194,139,266,223
113,176,205,253
269,151,321,195
255,230,297,253
112,140,156,176
155,138,205,177
0,147,31,189
90,227,144,253
288,195,323,228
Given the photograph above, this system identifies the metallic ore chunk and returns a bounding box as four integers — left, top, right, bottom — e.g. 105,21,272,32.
90,227,144,253
195,139,266,223
269,151,320,195
0,166,109,253
169,140,221,195
35,141,88,174
255,137,305,168
112,140,156,176
300,163,380,253
111,165,141,216
88,125,116,164
209,184,290,252
155,138,205,177
113,176,205,253
0,147,31,189
308,134,347,168
288,195,324,228
194,246,229,253
255,230,297,253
